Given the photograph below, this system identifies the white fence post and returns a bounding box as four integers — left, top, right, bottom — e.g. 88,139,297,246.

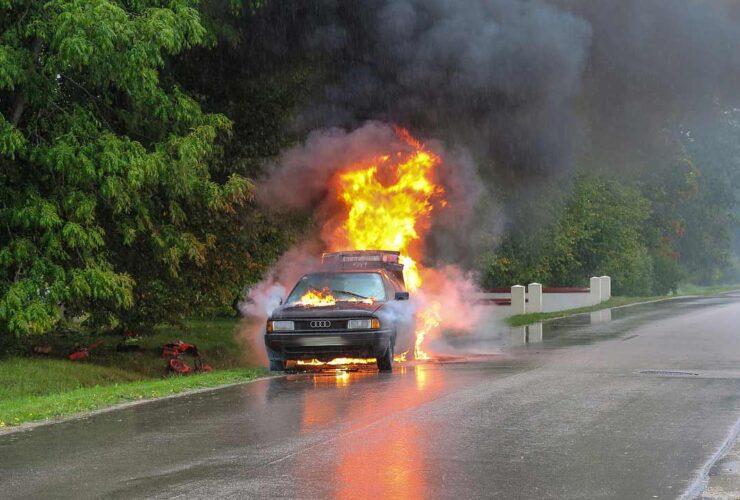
528,283,543,313
511,285,526,314
589,277,602,305
600,276,611,301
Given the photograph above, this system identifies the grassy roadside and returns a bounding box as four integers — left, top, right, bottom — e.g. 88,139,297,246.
0,318,267,428
506,284,740,327
0,366,265,428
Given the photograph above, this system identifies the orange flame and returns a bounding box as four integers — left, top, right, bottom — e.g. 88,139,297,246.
414,302,441,360
327,128,445,359
299,288,336,307
297,357,375,366
296,353,409,368
298,288,375,307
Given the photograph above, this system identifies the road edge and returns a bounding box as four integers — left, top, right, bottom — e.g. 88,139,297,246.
0,373,283,437
680,413,740,500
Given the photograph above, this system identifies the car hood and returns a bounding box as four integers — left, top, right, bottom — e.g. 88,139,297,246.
270,301,384,319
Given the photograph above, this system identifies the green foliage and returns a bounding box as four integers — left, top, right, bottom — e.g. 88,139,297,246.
0,1,264,338
481,176,656,295
651,253,683,295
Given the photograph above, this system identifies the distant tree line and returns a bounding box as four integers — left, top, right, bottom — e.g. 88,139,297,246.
478,112,740,295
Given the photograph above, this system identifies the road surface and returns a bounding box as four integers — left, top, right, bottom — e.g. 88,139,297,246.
2,294,740,499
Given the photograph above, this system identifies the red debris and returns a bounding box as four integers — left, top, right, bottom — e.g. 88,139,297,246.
162,341,210,375
67,341,103,361
167,358,192,375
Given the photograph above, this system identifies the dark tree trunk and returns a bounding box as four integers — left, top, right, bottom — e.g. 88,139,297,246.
11,37,43,126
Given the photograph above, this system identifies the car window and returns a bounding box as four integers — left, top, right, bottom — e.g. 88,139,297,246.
287,273,387,303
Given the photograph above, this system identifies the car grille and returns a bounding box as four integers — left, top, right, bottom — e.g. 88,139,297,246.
293,319,349,332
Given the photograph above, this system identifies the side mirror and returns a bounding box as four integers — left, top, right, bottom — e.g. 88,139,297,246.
394,291,410,301
279,297,284,305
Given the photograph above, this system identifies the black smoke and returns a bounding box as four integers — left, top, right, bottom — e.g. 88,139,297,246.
269,0,740,177
299,0,592,177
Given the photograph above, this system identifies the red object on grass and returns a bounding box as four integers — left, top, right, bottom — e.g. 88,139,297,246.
162,341,198,358
68,348,89,361
168,358,192,375
68,341,103,361
162,341,210,375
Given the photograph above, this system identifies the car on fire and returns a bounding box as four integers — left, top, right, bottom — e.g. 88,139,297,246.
264,250,415,372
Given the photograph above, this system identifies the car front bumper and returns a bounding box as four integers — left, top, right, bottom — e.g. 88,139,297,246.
264,329,393,361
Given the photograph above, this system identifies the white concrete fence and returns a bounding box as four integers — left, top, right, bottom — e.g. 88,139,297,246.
474,276,612,319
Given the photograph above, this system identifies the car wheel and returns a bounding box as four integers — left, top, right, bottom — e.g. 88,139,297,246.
377,342,393,372
269,359,285,372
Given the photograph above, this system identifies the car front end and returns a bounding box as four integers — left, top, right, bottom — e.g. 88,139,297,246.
264,305,393,362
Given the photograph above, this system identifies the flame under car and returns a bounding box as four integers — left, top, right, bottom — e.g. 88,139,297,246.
264,251,415,372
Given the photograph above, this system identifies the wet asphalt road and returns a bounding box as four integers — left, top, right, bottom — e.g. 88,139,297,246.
2,294,740,499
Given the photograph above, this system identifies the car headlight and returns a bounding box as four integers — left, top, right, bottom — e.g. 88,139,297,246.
347,318,380,330
268,320,294,332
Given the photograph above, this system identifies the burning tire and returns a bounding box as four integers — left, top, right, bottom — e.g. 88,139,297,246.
377,342,393,372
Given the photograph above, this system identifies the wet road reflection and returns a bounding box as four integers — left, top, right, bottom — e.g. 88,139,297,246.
449,292,740,354
288,365,437,499
260,363,455,499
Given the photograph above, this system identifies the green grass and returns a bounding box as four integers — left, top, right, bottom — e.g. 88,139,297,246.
0,317,268,428
0,367,265,428
675,283,740,296
507,284,740,327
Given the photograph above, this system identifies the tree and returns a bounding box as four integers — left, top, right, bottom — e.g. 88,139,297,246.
0,0,252,337
480,175,655,296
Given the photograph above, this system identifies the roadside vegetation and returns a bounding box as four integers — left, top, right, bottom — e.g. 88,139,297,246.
0,318,265,428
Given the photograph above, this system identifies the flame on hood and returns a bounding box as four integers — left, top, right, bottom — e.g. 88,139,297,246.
297,288,374,308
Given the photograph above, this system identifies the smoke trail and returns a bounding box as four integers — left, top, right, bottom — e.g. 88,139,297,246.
236,242,321,366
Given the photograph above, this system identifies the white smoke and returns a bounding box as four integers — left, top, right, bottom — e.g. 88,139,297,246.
236,243,321,365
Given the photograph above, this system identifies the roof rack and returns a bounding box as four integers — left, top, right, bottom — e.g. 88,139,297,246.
321,250,405,283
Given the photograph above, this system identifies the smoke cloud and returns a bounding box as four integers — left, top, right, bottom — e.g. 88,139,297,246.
258,0,740,180
301,0,592,176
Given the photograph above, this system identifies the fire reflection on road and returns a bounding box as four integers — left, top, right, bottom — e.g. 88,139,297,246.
289,364,442,499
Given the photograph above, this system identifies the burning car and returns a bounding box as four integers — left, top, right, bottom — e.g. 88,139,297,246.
264,250,415,372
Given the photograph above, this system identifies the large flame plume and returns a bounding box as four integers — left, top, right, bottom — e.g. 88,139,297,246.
325,128,445,359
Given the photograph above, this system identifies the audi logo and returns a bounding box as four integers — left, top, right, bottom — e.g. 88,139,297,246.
310,320,332,328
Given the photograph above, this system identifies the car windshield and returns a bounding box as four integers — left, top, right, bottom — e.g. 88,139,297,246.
286,272,386,303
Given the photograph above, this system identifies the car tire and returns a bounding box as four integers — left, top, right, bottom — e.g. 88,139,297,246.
377,342,393,372
269,359,285,372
